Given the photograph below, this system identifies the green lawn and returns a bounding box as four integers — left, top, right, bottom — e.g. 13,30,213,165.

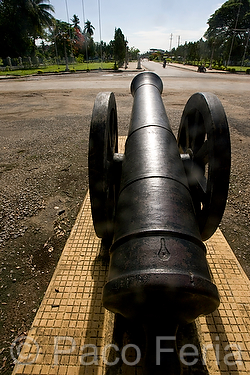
0,62,115,76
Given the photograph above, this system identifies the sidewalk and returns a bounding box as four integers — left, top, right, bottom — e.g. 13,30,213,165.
12,137,250,375
120,61,145,72
169,62,229,74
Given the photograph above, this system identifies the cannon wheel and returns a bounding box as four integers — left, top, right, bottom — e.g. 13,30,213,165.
177,92,231,241
88,92,118,240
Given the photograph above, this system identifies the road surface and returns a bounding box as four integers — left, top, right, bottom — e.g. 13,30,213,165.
0,60,250,96
142,60,250,94
0,61,250,375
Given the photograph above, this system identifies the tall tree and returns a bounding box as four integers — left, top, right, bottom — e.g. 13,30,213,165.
27,0,55,39
128,46,140,60
84,19,95,36
204,0,250,63
0,0,55,57
0,0,29,57
71,14,80,30
83,20,95,59
50,19,74,58
113,27,126,67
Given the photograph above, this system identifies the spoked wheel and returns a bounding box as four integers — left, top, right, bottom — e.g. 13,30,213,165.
177,92,231,241
88,92,118,240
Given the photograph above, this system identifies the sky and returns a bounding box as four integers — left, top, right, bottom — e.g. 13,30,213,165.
49,0,223,53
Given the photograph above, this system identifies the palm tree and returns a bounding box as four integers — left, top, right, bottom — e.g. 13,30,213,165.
83,19,95,62
71,14,80,30
25,0,55,56
0,0,55,57
84,19,95,36
26,0,55,40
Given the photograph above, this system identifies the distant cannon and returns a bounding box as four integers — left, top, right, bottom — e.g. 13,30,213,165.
198,64,206,73
88,71,231,373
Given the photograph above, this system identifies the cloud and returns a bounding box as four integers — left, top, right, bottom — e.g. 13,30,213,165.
173,27,208,43
129,26,207,52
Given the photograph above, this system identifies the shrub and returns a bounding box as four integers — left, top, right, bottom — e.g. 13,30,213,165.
76,55,84,63
246,69,250,75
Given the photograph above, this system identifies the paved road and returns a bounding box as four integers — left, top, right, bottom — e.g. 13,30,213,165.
0,61,250,95
142,60,250,94
0,61,249,137
142,59,199,77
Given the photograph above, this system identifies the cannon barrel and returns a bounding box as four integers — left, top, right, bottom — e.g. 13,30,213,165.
103,72,219,325
89,70,231,373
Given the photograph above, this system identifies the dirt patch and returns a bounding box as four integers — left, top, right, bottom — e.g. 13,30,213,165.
0,74,249,374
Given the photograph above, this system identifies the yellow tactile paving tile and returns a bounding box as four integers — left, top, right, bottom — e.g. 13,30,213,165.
12,137,250,375
196,230,250,375
12,192,113,375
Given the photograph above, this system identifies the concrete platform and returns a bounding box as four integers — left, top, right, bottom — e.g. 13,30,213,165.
12,138,250,375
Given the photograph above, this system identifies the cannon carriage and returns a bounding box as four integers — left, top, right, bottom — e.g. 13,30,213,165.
88,71,231,374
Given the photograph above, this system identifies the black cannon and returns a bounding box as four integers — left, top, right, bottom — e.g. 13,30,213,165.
197,64,206,73
88,71,231,373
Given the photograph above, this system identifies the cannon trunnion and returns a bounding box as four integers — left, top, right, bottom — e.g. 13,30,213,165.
88,72,231,373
